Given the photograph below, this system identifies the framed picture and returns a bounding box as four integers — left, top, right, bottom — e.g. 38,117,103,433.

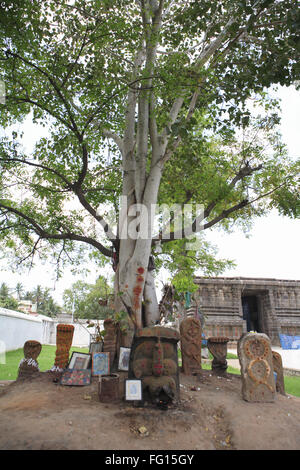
89,341,103,354
125,379,142,401
68,352,91,370
118,347,131,371
60,369,91,386
92,352,110,376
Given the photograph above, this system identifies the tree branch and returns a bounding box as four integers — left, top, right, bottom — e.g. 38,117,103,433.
152,163,264,243
0,202,112,257
6,50,81,138
0,156,73,188
203,199,249,230
102,129,124,155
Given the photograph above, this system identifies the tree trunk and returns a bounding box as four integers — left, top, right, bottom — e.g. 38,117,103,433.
143,269,160,326
114,219,160,340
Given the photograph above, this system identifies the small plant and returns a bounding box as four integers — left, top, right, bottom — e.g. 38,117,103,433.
86,319,105,342
106,310,129,335
87,311,129,345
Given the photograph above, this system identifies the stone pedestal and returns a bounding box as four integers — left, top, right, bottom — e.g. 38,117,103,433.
207,336,229,375
238,332,275,402
98,373,120,403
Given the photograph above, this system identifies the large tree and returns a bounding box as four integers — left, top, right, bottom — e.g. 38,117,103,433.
0,1,299,334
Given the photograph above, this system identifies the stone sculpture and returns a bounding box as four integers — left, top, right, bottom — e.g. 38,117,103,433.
272,350,285,395
180,317,202,375
238,332,276,402
52,324,75,372
207,336,229,375
17,340,42,380
128,326,180,407
103,318,118,370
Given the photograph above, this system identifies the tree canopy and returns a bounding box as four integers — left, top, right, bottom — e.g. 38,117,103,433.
24,284,62,317
63,275,113,319
0,0,299,328
0,282,19,310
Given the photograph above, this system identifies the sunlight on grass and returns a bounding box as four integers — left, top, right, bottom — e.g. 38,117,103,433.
0,345,89,381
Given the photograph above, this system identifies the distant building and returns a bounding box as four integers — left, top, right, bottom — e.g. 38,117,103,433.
17,300,38,315
193,277,300,345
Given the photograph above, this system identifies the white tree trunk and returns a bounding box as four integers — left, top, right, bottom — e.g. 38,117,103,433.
143,269,160,326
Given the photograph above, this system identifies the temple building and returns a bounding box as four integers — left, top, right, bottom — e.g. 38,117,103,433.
193,277,300,346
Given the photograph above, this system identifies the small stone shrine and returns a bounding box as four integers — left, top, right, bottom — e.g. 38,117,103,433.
17,340,42,380
238,332,276,402
52,324,75,372
207,336,229,375
128,326,180,407
272,350,286,395
180,317,202,375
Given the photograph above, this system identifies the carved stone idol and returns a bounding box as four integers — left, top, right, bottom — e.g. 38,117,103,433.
103,318,118,371
238,332,276,402
128,326,180,407
207,336,229,375
52,324,75,372
180,317,202,375
272,350,285,395
17,340,42,380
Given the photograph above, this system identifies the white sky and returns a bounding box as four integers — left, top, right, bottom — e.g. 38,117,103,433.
0,85,299,303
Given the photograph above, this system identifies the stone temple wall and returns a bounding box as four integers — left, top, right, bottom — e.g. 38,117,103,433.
193,277,300,346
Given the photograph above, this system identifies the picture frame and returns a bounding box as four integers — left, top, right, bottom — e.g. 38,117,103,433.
125,379,142,401
60,368,91,386
92,352,110,376
89,341,103,355
68,352,91,370
118,347,131,371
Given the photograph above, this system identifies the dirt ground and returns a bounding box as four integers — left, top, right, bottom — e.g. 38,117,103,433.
0,369,300,451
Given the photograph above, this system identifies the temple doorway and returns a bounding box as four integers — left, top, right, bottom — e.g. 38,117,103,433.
242,295,260,333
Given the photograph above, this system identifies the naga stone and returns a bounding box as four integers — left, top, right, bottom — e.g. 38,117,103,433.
52,324,75,372
207,336,229,375
17,340,42,380
180,317,202,375
128,326,180,407
103,318,118,371
272,350,285,395
238,332,276,402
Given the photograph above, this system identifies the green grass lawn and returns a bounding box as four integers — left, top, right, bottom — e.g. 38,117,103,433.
1,345,300,398
0,344,89,381
202,362,300,397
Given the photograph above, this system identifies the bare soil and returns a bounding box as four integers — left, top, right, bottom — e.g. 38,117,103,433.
0,369,299,451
